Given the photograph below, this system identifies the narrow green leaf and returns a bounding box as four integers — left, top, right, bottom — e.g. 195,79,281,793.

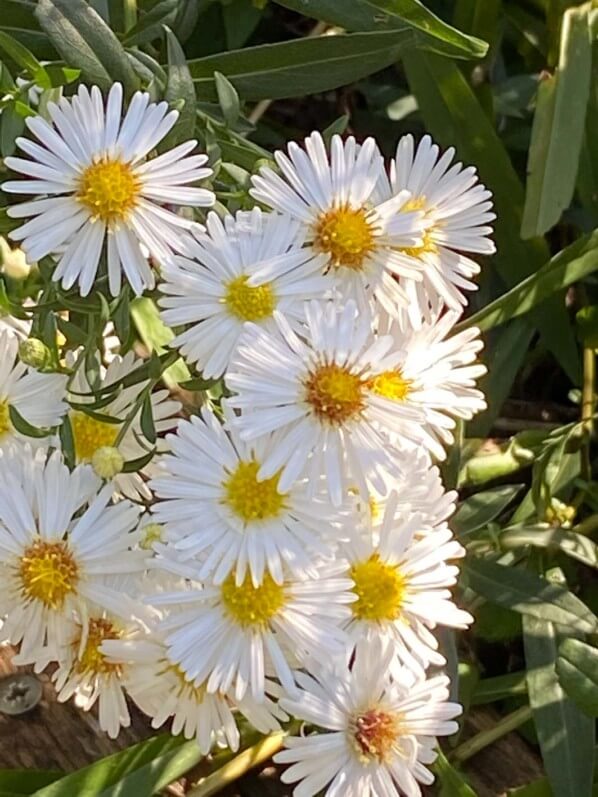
140,393,156,444
8,404,52,438
500,526,598,570
523,615,595,797
0,770,62,794
556,638,598,716
434,750,478,796
464,557,598,633
0,101,25,157
121,447,156,473
521,7,592,238
162,26,196,147
472,671,528,705
508,778,553,796
0,1,54,58
0,30,50,87
459,230,598,333
32,735,201,797
273,0,487,59
121,0,178,45
452,485,523,539
35,0,139,94
322,114,350,142
214,71,240,127
189,31,417,102
222,0,263,50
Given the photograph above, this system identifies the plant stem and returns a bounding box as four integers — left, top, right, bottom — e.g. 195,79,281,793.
123,0,137,32
187,731,287,797
449,704,533,764
581,345,596,479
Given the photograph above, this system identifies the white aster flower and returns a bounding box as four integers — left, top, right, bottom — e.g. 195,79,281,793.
0,329,68,452
249,132,426,316
0,448,145,664
226,300,426,506
370,308,487,459
150,406,344,586
376,134,495,325
3,83,214,296
159,208,332,378
276,640,462,797
352,452,456,541
102,635,286,753
342,492,472,676
66,349,180,499
148,563,354,702
53,610,144,739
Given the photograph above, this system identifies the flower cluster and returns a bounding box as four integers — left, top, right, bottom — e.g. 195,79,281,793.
0,84,493,797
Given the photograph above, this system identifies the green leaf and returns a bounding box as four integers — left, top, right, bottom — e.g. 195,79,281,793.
273,0,487,59
434,750,478,796
121,0,178,45
32,734,202,797
523,615,595,797
508,778,553,796
162,26,196,147
460,229,598,333
472,671,528,705
0,30,50,87
403,50,580,401
464,557,598,633
0,1,55,58
576,305,598,348
189,31,418,102
140,393,156,444
130,297,190,388
58,413,75,470
8,404,52,439
452,485,523,539
0,101,25,157
121,447,156,473
521,7,592,238
222,0,263,50
214,71,240,127
500,526,598,570
35,0,139,94
556,638,598,717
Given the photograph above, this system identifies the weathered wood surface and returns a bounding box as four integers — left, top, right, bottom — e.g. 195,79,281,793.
0,645,543,795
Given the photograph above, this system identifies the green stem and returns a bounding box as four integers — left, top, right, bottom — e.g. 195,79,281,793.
449,705,533,764
122,0,137,32
581,345,595,478
186,730,287,797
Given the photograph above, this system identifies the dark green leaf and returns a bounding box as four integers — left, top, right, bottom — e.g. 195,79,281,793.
521,8,592,238
500,527,598,570
189,31,418,102
140,393,156,444
523,615,595,797
111,287,131,344
8,404,52,439
122,0,178,45
0,770,62,794
35,0,139,94
162,26,196,148
556,638,598,717
460,230,598,333
472,671,528,705
58,414,75,470
464,557,598,633
434,750,478,796
0,102,25,157
214,71,240,127
322,114,350,142
452,485,523,539
0,1,54,58
0,30,50,86
121,447,156,473
273,0,487,59
31,734,201,797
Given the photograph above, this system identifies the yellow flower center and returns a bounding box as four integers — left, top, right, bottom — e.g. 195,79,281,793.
166,662,208,703
367,369,412,402
224,275,276,322
222,460,286,523
18,538,79,610
305,363,366,425
350,554,405,621
70,411,119,463
402,195,427,212
351,708,400,762
140,523,164,550
75,617,122,676
0,399,12,439
77,158,140,223
221,572,286,628
314,205,374,270
401,229,438,258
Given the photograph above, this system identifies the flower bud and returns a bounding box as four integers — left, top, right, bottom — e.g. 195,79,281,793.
18,338,50,370
91,446,124,480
